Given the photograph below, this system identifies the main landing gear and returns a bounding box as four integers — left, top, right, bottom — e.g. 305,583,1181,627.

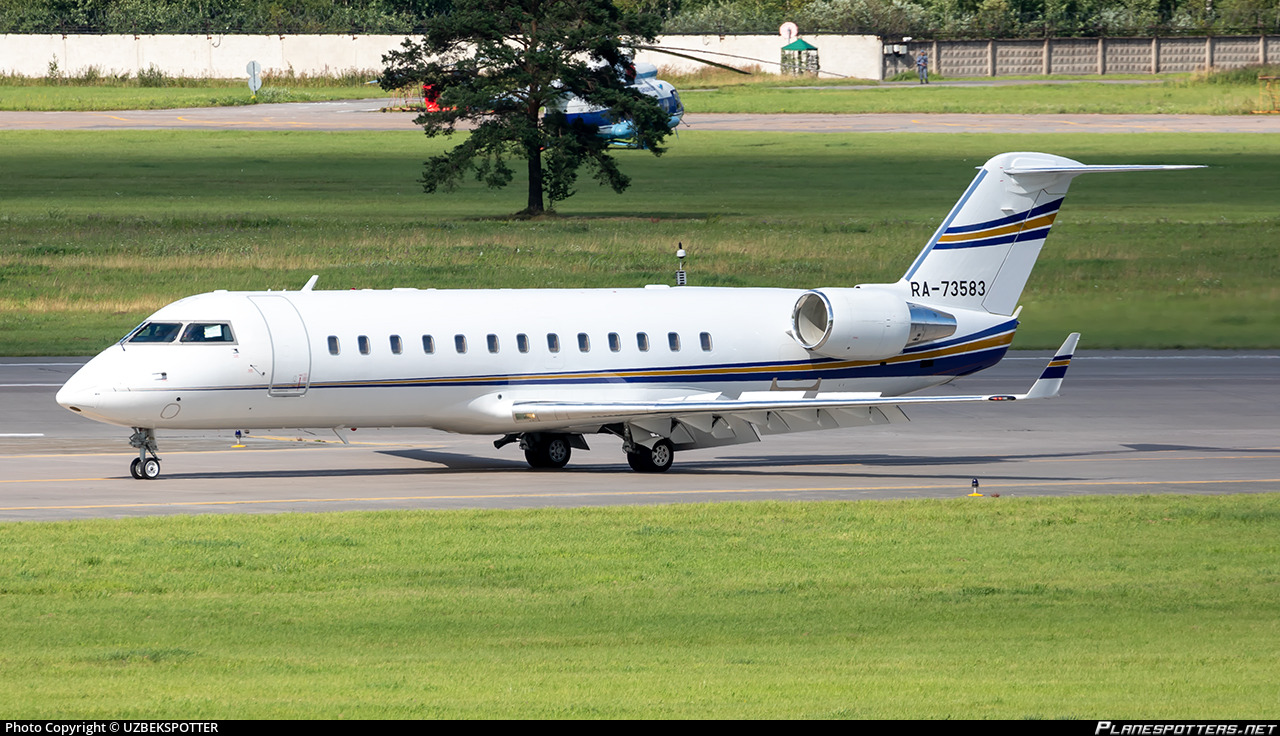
128,427,161,480
522,433,574,469
497,431,676,473
626,439,674,473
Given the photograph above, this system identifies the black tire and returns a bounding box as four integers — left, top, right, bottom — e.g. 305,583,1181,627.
524,447,545,468
525,435,572,469
141,458,161,480
129,457,144,480
627,440,674,473
627,450,651,472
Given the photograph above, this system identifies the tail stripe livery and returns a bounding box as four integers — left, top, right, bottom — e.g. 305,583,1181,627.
933,199,1063,250
901,153,1204,317
937,197,1064,236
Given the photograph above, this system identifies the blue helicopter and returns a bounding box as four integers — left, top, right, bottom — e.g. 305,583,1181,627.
546,62,685,149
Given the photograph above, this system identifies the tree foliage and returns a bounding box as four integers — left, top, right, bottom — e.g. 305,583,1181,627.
379,0,671,215
2,0,1278,39
0,0,449,33
669,0,1280,36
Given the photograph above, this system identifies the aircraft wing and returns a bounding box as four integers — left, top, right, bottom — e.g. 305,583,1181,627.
510,334,1079,449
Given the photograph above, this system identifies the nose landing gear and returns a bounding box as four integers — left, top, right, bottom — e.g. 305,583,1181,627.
128,427,161,480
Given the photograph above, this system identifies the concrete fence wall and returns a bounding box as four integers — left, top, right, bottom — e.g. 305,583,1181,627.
5,33,1274,83
884,35,1280,78
1,34,403,78
0,33,888,80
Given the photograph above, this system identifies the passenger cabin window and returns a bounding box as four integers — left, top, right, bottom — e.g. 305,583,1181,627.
455,335,467,354
517,334,530,353
128,322,182,343
608,333,621,352
358,336,371,355
547,334,560,353
487,334,500,353
577,333,590,352
636,332,650,352
422,335,435,354
328,336,340,355
668,332,681,351
700,332,713,352
180,323,235,343
390,335,403,354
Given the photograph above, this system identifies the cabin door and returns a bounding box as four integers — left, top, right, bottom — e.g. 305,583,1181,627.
249,295,312,397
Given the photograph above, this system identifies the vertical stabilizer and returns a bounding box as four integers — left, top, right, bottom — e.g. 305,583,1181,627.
900,152,1201,316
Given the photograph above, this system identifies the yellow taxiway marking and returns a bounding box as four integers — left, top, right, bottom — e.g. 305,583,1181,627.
1,478,1278,512
1,442,433,459
0,477,111,485
1031,453,1280,463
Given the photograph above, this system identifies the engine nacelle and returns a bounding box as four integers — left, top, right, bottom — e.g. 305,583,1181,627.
791,288,957,360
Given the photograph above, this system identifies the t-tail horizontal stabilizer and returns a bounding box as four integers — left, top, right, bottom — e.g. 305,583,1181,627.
1018,332,1081,400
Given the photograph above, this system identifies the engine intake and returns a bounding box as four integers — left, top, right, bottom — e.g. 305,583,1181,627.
791,288,957,360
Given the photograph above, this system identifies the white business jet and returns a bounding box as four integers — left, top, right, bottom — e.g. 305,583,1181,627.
56,152,1199,479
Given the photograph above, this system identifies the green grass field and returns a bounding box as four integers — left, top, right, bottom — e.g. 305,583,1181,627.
1,130,1276,354
660,65,1280,115
0,69,378,110
680,78,1264,115
0,85,376,110
1,495,1275,718
3,65,1277,113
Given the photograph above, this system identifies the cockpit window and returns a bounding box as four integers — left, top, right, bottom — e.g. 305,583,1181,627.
181,323,236,343
127,322,183,343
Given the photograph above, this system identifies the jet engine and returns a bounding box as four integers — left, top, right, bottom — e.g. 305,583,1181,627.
791,287,957,360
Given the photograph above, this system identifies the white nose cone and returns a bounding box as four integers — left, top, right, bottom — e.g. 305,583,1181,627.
55,378,100,413
56,355,112,414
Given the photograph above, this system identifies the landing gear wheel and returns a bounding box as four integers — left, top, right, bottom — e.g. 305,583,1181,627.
128,427,161,480
525,435,572,469
648,440,674,472
627,439,674,473
627,451,648,472
130,457,161,479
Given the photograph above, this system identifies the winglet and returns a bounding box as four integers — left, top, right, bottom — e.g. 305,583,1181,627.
1020,333,1080,400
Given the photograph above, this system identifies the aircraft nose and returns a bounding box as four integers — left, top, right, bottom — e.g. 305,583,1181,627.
55,381,101,413
57,359,111,414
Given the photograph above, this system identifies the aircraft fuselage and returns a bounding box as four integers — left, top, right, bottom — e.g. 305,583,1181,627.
57,285,1014,435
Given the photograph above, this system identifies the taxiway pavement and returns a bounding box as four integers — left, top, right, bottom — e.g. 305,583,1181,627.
3,99,1280,133
2,352,1277,521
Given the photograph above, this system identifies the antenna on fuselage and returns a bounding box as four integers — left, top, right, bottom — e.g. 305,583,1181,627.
675,243,687,286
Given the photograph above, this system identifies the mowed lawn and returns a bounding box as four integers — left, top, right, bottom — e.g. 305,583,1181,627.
1,496,1277,718
1,130,1276,353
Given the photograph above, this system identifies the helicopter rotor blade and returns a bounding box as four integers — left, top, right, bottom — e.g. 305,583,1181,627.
633,45,754,75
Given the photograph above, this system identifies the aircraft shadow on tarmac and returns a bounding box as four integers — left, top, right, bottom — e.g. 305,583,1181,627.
152,442,1274,482
1122,443,1280,455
